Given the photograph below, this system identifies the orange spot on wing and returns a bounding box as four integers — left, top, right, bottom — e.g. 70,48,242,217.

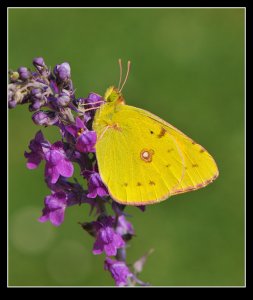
140,149,155,163
157,127,166,138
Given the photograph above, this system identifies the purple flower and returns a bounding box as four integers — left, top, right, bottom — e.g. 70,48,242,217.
116,216,134,237
39,191,67,226
32,110,59,126
92,216,125,256
104,258,132,286
24,130,50,169
54,62,71,81
84,93,103,107
76,93,104,123
44,141,74,184
83,170,108,198
76,130,96,153
65,117,96,153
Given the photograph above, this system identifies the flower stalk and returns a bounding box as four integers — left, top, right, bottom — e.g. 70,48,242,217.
8,57,152,286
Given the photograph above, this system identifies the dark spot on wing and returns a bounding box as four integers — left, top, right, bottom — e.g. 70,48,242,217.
149,181,155,185
137,182,142,186
150,130,154,134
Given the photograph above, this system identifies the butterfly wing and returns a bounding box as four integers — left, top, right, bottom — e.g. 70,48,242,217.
130,106,219,196
94,104,218,205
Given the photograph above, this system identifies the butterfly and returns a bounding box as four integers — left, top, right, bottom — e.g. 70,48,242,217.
91,60,219,205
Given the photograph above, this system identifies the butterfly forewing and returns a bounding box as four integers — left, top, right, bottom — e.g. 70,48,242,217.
96,105,185,204
94,103,218,205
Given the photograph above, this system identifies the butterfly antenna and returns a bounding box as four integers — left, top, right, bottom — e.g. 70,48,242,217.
117,58,123,90
119,60,131,92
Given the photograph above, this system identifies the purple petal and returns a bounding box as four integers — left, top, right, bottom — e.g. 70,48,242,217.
65,125,78,137
38,214,49,223
56,159,74,178
76,117,85,129
97,187,108,197
51,141,64,150
50,80,59,94
76,131,96,153
45,192,66,209
49,209,65,226
45,165,60,184
100,227,112,244
93,239,103,255
113,233,125,248
104,258,132,286
38,206,50,223
104,243,117,256
87,93,102,102
54,62,71,81
25,152,42,169
87,190,97,198
45,150,63,165
34,130,45,143
116,216,135,236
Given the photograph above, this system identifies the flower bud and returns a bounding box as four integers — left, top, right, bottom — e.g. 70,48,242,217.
33,57,45,69
18,67,31,80
54,62,71,81
32,111,59,126
56,91,71,106
8,84,27,108
33,57,48,76
31,88,43,101
8,100,17,109
29,100,42,111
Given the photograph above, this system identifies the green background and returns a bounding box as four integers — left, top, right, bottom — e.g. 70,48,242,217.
8,8,245,286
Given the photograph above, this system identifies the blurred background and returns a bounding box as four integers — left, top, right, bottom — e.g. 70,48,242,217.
8,8,244,286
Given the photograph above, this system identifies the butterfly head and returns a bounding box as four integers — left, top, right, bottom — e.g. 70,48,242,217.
104,86,125,104
102,59,131,105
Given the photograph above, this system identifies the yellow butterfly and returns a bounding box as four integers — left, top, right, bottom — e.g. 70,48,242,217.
92,60,219,205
